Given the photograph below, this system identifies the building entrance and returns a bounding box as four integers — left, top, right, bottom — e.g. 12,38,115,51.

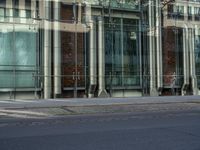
104,17,141,97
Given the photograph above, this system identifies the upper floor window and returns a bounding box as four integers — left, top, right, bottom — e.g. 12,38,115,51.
0,0,5,19
188,6,192,20
194,7,200,21
168,4,184,20
0,8,4,15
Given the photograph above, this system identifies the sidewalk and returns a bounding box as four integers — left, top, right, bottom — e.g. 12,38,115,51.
1,95,200,109
0,96,200,119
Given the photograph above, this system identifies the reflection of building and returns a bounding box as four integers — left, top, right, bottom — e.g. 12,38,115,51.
162,0,200,95
0,0,200,100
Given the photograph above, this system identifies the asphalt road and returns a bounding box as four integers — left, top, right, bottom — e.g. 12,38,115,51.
0,110,200,150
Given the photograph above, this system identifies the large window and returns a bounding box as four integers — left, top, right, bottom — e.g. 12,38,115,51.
195,33,200,86
0,24,39,90
168,4,184,20
105,18,140,89
188,6,192,20
0,0,5,20
194,7,200,21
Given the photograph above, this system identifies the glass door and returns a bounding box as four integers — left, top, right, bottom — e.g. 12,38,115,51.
105,18,122,87
123,19,140,86
105,18,141,92
76,31,87,97
62,30,77,98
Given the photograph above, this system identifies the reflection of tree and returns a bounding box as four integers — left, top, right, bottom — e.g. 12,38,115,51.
139,0,175,8
195,36,200,62
161,0,175,8
84,0,139,9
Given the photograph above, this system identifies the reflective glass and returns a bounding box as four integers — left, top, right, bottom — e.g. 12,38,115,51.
0,24,14,88
195,34,200,86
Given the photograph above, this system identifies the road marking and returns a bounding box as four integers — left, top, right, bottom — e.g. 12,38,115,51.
14,100,41,103
0,100,17,104
0,109,50,117
0,123,9,127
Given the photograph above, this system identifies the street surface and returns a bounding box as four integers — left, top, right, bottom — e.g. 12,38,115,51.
0,110,200,150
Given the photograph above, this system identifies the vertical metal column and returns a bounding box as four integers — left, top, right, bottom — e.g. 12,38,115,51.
98,17,108,97
182,26,190,95
78,3,82,24
156,0,163,93
53,0,61,98
149,0,158,96
85,4,97,98
44,0,51,99
88,19,97,98
189,28,198,95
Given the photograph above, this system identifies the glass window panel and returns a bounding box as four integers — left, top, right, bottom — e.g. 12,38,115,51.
15,26,36,68
105,18,140,88
0,8,4,17
15,71,35,88
26,10,31,18
5,8,13,17
0,71,14,88
0,24,14,88
0,24,14,67
0,0,6,7
0,24,38,89
14,25,37,88
195,34,200,86
123,19,140,86
105,18,122,87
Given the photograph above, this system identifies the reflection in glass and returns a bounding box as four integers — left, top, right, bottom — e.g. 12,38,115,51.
195,34,200,86
105,18,140,88
0,24,38,89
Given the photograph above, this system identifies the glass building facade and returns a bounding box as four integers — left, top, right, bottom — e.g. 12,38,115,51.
0,0,200,99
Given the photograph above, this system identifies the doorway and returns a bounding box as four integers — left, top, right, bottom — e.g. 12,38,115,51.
104,17,141,95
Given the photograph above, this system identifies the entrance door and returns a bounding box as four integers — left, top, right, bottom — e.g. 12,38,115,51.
105,18,141,95
61,29,86,98
61,3,87,98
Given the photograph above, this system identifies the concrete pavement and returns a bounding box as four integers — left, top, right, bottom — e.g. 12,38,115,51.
0,95,200,109
0,96,200,119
